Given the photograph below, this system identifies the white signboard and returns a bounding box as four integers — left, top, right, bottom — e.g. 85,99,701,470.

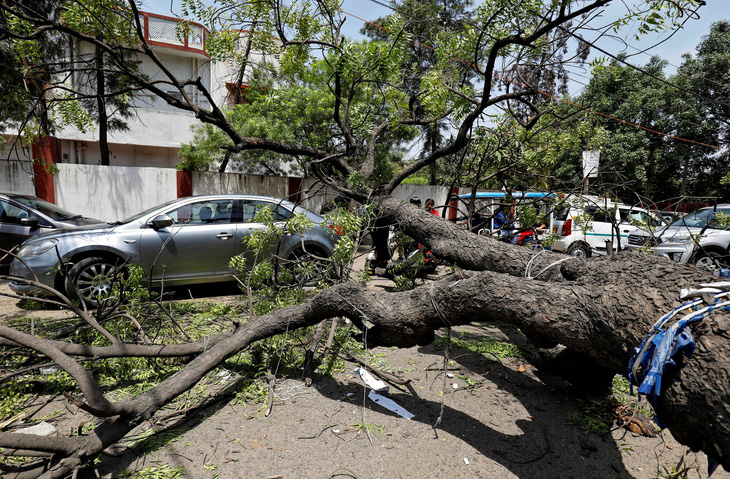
582,150,600,178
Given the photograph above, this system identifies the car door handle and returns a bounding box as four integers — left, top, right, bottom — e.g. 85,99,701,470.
216,232,234,240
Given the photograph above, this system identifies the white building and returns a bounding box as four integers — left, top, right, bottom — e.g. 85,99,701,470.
4,10,267,170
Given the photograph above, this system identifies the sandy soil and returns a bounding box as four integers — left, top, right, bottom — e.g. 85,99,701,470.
1,271,728,479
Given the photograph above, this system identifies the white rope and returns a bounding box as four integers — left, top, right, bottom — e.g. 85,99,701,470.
524,246,580,279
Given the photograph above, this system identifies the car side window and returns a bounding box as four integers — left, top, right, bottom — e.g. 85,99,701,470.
0,200,31,224
621,209,650,225
241,201,293,223
585,206,612,223
168,200,234,225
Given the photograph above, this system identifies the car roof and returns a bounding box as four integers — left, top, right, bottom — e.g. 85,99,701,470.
0,191,40,201
175,194,293,202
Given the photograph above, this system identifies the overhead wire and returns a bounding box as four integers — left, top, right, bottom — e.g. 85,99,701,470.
609,33,730,95
340,0,721,150
549,18,729,125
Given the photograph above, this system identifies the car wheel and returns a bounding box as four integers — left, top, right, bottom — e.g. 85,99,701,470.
567,243,591,258
282,247,332,287
693,251,729,273
66,256,125,307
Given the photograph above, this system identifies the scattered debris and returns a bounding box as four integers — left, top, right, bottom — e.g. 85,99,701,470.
680,287,721,299
367,391,414,420
355,367,389,393
0,412,26,430
13,421,56,436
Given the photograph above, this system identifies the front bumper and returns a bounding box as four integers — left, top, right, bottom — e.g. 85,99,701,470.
650,242,694,264
8,254,61,297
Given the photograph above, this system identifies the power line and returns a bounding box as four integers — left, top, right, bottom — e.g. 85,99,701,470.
550,20,729,124
342,1,720,150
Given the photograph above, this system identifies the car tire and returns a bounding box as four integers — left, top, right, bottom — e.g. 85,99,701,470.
567,242,591,258
282,247,332,287
66,256,125,307
693,251,729,273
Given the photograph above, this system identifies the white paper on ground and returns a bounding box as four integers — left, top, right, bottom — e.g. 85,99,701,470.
355,367,389,393
367,390,415,420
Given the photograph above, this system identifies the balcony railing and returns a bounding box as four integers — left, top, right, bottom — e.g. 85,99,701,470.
140,11,208,57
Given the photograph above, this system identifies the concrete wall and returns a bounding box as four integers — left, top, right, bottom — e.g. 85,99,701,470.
58,140,182,168
191,171,289,198
55,109,200,151
54,164,178,222
299,179,343,213
1,158,468,222
392,184,452,215
0,148,35,195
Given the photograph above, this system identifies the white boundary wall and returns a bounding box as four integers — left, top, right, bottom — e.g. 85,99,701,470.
1,160,461,221
0,158,35,195
192,171,288,198
392,184,452,215
54,164,178,222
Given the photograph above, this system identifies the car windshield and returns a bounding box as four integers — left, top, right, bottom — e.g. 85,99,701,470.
620,209,665,228
118,198,181,224
670,208,730,229
11,195,81,221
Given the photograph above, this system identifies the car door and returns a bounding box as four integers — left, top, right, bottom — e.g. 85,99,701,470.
583,205,617,250
0,199,54,264
235,199,294,269
138,199,239,285
619,208,664,248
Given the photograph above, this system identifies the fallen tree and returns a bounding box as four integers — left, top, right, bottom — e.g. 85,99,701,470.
1,199,729,477
1,0,725,476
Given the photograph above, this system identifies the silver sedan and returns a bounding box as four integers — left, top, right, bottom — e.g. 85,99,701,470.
9,195,340,305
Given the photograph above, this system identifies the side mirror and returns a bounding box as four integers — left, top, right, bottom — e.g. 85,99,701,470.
148,214,174,230
20,216,39,228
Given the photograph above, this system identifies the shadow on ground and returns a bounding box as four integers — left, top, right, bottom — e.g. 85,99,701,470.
89,324,711,479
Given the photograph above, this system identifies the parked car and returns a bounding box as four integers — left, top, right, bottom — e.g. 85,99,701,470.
659,210,684,224
0,192,105,272
626,204,730,270
551,195,666,258
9,195,340,305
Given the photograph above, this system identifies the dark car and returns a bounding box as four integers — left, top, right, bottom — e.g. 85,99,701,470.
0,192,104,272
9,195,340,305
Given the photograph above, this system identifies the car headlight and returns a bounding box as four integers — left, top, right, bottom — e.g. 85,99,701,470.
666,235,691,244
18,239,58,257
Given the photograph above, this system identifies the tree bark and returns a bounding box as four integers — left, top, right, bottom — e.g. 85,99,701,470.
95,41,110,166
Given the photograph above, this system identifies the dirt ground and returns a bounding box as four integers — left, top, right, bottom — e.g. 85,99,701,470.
1,269,729,479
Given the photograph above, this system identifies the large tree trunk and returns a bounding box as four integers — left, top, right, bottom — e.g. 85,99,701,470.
364,197,730,468
95,41,110,166
1,196,729,476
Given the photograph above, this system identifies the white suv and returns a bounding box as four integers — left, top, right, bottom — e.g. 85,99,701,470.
551,195,665,258
626,205,730,270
